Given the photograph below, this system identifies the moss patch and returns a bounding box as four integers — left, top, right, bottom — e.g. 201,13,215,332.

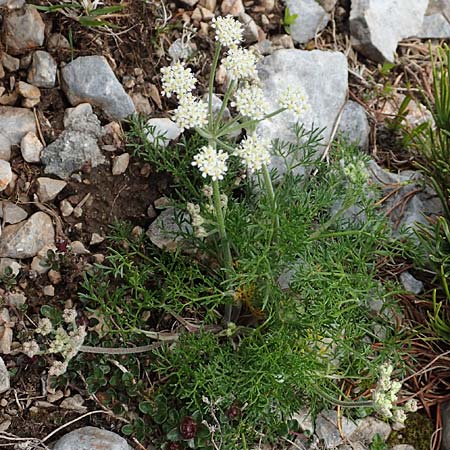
387,413,434,450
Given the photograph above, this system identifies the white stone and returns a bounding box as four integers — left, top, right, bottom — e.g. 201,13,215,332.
27,50,57,88
315,410,357,448
257,49,348,175
0,357,9,394
417,13,450,39
337,100,370,150
0,212,55,259
112,153,130,175
145,118,181,147
52,427,132,450
0,258,21,276
400,271,424,295
90,233,104,245
70,241,90,255
43,285,55,296
37,177,67,202
0,160,12,191
1,201,28,224
60,199,74,217
285,0,329,44
21,131,43,163
0,132,11,161
350,0,428,62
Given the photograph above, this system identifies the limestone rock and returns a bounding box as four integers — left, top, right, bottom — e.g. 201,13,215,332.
0,107,36,145
337,100,370,151
21,131,43,163
0,212,55,259
400,271,424,294
0,258,21,276
41,108,105,179
47,33,71,50
350,0,428,62
27,51,57,88
0,357,9,394
315,410,357,448
3,6,45,55
257,49,348,175
146,207,192,251
112,153,130,175
1,53,19,72
221,0,244,16
61,56,135,120
350,416,391,443
0,160,12,191
37,177,67,202
285,0,329,44
52,427,132,450
0,132,11,161
417,13,450,39
0,201,28,224
145,118,181,147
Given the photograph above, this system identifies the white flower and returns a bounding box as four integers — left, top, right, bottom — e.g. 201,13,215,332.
234,134,271,173
392,408,407,425
23,340,40,358
161,62,197,98
211,15,243,48
63,308,77,324
343,159,369,185
404,399,418,413
48,360,68,377
231,84,268,120
35,317,53,336
192,145,229,181
223,47,258,81
173,93,208,131
279,86,310,119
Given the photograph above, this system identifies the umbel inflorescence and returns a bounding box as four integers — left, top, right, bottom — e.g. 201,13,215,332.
160,14,310,182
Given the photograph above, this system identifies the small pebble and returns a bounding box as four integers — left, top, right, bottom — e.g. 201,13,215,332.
90,233,104,246
112,153,130,175
59,199,74,217
21,132,43,163
70,241,90,255
48,269,62,285
43,285,55,296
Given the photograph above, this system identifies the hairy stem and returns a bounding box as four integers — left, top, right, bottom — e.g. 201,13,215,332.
262,164,279,237
209,44,222,131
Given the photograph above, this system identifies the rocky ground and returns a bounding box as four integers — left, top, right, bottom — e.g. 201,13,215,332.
0,0,450,449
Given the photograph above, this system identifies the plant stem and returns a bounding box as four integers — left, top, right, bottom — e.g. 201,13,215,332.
314,386,374,408
214,80,235,133
262,164,279,237
209,44,222,131
212,180,234,323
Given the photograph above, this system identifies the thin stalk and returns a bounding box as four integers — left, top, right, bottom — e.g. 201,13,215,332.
214,79,235,133
208,44,222,131
261,164,279,237
314,386,374,408
212,180,234,323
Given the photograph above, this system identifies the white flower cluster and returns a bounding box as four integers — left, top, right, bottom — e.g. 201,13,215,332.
223,47,258,81
187,202,207,238
23,340,40,358
211,15,243,48
36,317,53,336
49,360,68,377
48,326,87,361
63,308,77,324
343,159,369,185
279,86,311,119
231,84,268,120
173,93,208,132
372,363,418,424
161,62,197,99
234,134,271,173
192,145,229,181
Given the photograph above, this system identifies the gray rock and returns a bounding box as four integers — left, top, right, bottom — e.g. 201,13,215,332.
52,427,132,450
0,107,37,145
1,53,20,72
0,132,11,161
6,291,26,306
27,51,57,88
145,118,181,147
315,410,357,448
257,49,348,175
37,177,67,202
285,0,329,44
391,446,415,450
0,357,9,394
442,400,450,450
0,160,12,191
146,207,192,251
112,153,130,175
337,100,370,151
61,56,135,120
0,0,25,8
21,131,43,163
47,33,71,50
350,0,428,62
239,12,260,44
350,417,391,443
368,160,442,236
168,38,195,61
318,0,338,12
41,108,105,179
3,5,45,55
0,258,21,276
1,201,28,224
417,13,450,38
63,103,93,127
0,212,55,259
400,271,424,294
